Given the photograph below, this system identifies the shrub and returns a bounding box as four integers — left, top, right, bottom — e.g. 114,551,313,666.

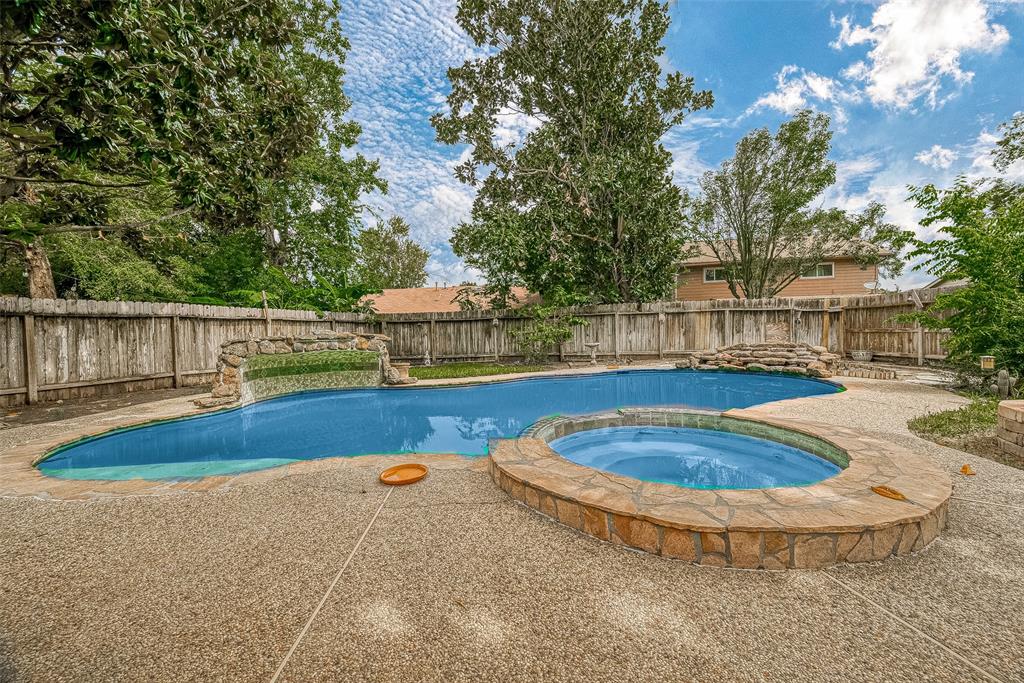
906,180,1024,384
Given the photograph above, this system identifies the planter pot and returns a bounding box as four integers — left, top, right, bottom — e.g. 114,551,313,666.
391,362,411,380
850,350,874,362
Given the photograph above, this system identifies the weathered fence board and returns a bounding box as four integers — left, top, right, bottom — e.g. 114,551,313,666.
0,289,955,406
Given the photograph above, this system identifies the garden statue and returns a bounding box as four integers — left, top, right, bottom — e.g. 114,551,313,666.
989,369,1019,399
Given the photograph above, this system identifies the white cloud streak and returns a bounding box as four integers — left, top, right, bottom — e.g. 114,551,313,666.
831,0,1010,109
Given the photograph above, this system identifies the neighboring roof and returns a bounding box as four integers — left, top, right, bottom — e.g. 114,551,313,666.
924,276,969,289
361,286,536,314
680,241,892,267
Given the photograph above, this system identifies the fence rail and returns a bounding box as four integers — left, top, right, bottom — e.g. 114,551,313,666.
0,288,955,406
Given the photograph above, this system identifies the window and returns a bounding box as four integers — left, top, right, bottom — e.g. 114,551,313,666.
800,262,835,279
704,267,728,283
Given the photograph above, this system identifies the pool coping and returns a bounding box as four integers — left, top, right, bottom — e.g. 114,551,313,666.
2,366,849,500
488,408,951,570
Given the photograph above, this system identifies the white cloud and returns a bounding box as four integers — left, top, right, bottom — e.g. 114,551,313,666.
662,133,712,191
966,130,1024,181
820,124,1024,290
831,0,1010,109
342,0,482,285
915,144,959,169
747,65,861,126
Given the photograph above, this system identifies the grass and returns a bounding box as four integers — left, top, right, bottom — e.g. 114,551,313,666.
908,394,1000,439
409,362,549,380
908,393,1024,470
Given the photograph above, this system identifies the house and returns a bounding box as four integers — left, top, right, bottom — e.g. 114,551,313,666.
923,275,969,289
675,244,883,300
361,285,536,314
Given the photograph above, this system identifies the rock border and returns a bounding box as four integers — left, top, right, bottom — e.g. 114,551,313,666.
675,342,840,378
489,408,950,570
200,330,415,407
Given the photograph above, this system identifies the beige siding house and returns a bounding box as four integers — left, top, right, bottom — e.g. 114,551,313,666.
676,245,881,301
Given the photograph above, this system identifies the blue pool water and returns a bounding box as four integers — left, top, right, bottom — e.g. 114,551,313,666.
38,370,839,480
550,426,841,489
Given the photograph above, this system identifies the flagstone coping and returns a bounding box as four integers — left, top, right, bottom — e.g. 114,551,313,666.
489,408,951,570
0,396,483,500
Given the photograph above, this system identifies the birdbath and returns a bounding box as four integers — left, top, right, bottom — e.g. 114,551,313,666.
583,342,600,366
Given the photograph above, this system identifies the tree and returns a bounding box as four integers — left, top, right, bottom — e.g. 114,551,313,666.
994,112,1024,171
353,217,429,290
1,0,378,300
906,180,1024,377
262,137,385,287
433,0,713,305
686,111,911,299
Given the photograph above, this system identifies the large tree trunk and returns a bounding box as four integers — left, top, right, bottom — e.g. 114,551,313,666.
24,238,57,299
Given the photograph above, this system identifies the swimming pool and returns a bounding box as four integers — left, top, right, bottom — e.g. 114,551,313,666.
37,369,839,480
549,426,842,489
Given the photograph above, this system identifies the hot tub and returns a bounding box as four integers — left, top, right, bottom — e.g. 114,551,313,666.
549,425,841,490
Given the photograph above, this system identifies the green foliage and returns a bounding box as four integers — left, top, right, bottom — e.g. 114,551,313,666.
409,363,548,380
994,113,1024,171
905,179,1024,377
434,0,713,304
1,0,385,306
221,268,378,315
510,305,585,363
686,111,912,299
261,135,386,284
354,216,429,290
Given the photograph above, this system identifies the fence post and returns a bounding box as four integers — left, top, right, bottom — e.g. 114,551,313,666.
492,317,500,362
910,289,925,366
170,315,181,388
428,319,436,366
821,304,831,349
261,290,272,336
22,313,37,404
612,312,620,360
837,305,846,356
657,311,666,359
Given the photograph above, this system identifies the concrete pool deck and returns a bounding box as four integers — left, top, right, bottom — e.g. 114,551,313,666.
0,374,1022,681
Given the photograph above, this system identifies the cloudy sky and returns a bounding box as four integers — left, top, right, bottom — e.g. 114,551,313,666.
340,0,1024,290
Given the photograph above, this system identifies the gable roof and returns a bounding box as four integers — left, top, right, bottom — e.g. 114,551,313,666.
681,241,891,267
360,286,536,314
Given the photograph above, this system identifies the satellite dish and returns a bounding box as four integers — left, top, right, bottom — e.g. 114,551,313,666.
863,281,879,290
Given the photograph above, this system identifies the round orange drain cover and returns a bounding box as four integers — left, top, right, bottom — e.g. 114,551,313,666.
380,463,428,486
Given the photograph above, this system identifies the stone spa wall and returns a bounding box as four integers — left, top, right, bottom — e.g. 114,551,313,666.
200,330,413,406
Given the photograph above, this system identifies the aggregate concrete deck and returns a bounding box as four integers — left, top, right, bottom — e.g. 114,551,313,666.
0,376,1021,682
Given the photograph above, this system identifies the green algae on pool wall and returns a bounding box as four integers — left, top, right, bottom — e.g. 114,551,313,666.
240,350,382,404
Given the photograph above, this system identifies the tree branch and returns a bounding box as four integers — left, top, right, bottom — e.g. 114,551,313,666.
32,207,193,235
0,175,150,189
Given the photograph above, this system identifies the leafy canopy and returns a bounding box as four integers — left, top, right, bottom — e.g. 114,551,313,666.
1,0,386,309
906,180,1024,377
354,216,430,291
686,111,911,299
433,0,713,305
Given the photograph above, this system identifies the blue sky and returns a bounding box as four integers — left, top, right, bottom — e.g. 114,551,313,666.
341,0,1024,289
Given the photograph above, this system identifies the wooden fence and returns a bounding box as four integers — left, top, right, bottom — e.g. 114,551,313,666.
0,289,954,406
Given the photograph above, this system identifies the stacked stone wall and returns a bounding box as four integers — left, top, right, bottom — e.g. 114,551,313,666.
997,401,1024,458
198,330,413,407
676,342,840,378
